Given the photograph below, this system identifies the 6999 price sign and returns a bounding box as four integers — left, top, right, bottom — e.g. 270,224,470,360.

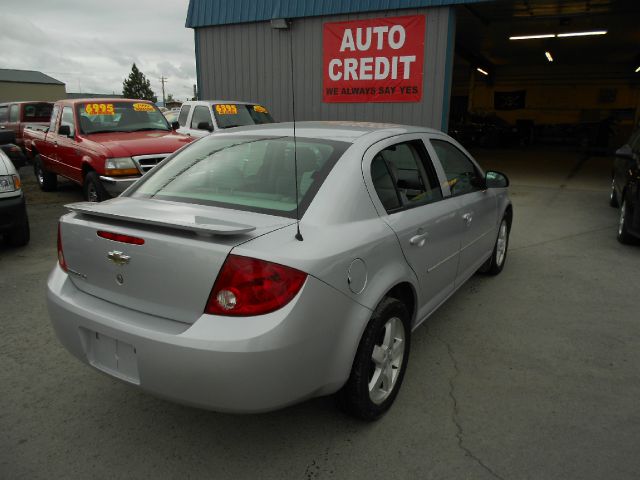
323,15,425,103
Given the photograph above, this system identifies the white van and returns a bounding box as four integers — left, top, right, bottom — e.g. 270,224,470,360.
175,100,274,138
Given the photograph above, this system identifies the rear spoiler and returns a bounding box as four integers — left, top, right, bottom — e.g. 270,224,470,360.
66,200,256,236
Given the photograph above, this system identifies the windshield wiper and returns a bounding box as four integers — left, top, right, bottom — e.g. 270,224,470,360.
84,129,116,134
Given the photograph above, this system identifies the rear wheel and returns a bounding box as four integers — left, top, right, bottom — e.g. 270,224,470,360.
338,297,410,421
33,155,57,192
83,171,109,202
617,198,639,245
609,178,619,208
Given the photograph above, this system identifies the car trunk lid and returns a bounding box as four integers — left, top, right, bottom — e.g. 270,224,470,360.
60,197,293,324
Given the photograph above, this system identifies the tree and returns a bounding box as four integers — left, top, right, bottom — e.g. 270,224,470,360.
122,64,155,101
166,93,175,103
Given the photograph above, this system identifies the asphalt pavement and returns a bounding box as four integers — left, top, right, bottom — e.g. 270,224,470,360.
1,148,639,479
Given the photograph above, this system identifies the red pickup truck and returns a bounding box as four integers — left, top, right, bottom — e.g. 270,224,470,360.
24,98,192,201
0,101,53,150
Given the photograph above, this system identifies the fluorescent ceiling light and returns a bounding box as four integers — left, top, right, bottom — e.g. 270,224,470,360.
635,66,640,73
476,68,488,76
557,30,607,37
509,34,556,40
545,51,554,62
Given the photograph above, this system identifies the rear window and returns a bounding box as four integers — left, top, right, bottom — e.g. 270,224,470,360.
129,135,349,218
22,102,53,122
212,104,275,129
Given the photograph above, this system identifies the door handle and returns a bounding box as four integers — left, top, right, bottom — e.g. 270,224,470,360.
409,232,428,247
462,213,473,225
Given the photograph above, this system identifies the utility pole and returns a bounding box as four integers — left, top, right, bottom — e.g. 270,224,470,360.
160,76,168,106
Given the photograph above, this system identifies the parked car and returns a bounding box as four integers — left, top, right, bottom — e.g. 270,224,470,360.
0,149,29,246
0,101,53,150
449,113,519,148
176,100,274,138
23,98,193,202
0,130,28,169
163,109,179,124
48,122,512,420
610,127,640,244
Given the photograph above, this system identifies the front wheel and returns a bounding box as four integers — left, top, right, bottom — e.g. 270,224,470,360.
33,155,57,192
480,217,510,275
5,217,30,247
337,297,411,421
83,171,110,202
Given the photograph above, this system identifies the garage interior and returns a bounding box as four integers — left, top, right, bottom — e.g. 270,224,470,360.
450,0,640,151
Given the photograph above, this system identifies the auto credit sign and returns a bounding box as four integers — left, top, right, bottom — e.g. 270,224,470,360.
323,15,426,103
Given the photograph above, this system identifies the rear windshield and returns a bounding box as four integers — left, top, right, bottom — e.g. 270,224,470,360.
212,104,275,129
22,102,53,122
75,101,170,134
129,135,350,218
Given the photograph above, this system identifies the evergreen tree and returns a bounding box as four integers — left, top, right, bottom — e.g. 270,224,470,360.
122,64,155,100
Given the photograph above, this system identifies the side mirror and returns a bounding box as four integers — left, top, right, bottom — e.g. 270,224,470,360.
171,121,179,131
197,121,214,132
485,170,509,188
615,144,633,159
58,125,72,137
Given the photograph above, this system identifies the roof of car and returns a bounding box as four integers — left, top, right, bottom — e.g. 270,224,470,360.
218,121,443,143
182,100,260,105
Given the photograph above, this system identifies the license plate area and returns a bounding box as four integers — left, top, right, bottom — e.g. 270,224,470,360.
81,328,140,384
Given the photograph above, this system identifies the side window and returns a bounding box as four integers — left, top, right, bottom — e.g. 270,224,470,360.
0,106,8,123
431,139,481,197
177,105,191,127
191,106,212,130
60,107,75,136
371,141,443,213
48,105,60,133
9,105,20,122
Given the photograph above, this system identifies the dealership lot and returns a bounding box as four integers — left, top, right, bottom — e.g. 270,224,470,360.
1,148,639,479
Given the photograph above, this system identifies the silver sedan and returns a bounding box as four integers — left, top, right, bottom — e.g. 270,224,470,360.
47,122,512,420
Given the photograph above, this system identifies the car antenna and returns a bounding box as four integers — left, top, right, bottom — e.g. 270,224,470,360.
288,20,303,241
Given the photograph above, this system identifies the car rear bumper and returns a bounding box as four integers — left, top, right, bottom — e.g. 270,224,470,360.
0,193,27,233
46,265,371,413
99,175,140,196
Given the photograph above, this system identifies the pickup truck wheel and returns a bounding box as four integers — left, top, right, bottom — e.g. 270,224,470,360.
33,155,57,192
337,297,411,421
83,171,109,202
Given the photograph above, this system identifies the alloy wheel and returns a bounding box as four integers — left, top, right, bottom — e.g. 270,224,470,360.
369,316,405,405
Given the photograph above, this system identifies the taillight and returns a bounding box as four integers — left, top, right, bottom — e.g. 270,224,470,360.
57,223,67,272
205,255,307,316
97,230,145,245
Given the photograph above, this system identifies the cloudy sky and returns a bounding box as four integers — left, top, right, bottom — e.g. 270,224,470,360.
0,0,196,101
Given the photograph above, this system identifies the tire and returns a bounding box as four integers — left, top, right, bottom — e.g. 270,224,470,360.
617,197,639,245
338,297,411,421
609,177,619,208
33,155,57,192
6,217,30,247
83,171,110,202
480,217,510,275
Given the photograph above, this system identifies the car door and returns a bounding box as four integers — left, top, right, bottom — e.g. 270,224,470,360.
188,105,214,138
39,105,61,172
55,106,83,182
175,104,192,136
5,104,20,139
363,135,462,321
428,137,498,284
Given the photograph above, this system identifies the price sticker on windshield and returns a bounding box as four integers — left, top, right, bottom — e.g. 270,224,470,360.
133,103,154,112
253,105,268,114
215,104,238,115
84,103,115,115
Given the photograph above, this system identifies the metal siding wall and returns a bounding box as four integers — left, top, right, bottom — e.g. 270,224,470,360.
197,6,454,130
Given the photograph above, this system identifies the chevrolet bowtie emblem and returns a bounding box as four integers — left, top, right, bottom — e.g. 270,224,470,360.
107,250,131,265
